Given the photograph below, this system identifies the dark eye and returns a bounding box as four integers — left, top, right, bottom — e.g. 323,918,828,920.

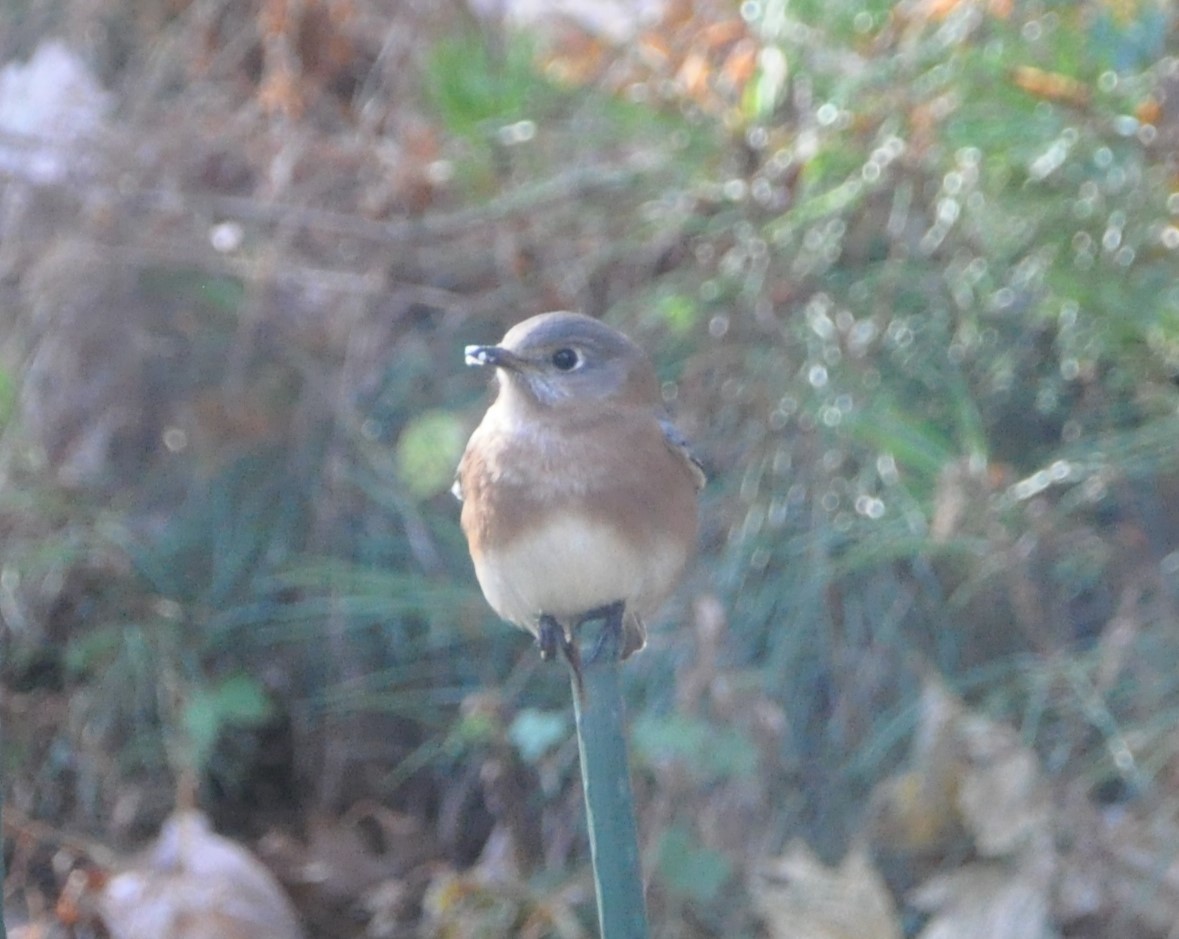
551,348,579,371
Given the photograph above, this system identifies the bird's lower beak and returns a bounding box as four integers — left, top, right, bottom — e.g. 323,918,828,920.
464,345,523,370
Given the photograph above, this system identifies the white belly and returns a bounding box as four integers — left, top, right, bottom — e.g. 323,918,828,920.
472,512,687,633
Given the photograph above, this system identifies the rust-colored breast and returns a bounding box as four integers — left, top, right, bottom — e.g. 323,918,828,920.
456,401,699,628
459,404,697,555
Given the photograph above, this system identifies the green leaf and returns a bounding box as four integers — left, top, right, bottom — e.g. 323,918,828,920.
138,268,245,315
508,708,569,763
210,673,273,722
743,47,788,123
182,673,272,771
846,403,956,482
632,713,759,782
655,824,733,905
396,409,468,499
424,32,548,139
64,623,126,675
655,292,701,337
447,707,500,754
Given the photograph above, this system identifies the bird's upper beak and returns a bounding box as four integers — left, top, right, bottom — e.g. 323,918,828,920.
464,345,524,370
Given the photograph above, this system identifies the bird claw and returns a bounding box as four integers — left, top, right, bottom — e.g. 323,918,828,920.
538,615,563,661
580,601,626,666
539,614,584,697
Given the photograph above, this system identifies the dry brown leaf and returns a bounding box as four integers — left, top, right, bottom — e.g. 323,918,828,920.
420,867,554,939
696,19,749,51
99,810,304,939
912,861,1054,939
868,674,1058,938
752,840,903,939
257,65,306,121
930,458,973,542
870,672,1052,865
1054,789,1179,935
534,0,763,120
635,32,673,69
256,807,424,905
868,765,968,868
676,51,712,100
906,0,1013,23
1136,95,1163,125
921,0,967,19
8,923,67,939
1011,67,1091,108
718,39,759,94
953,708,1051,858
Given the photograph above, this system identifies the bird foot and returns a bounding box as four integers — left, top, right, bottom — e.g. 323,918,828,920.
537,601,626,696
578,600,626,666
537,615,564,662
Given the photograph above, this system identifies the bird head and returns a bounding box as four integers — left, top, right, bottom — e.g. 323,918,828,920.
465,312,659,410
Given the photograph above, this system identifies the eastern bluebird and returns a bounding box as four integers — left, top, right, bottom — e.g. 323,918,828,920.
454,312,704,676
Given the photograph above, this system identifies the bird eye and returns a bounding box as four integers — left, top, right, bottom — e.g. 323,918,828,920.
551,348,579,371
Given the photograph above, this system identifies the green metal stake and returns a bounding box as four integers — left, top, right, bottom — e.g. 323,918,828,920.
568,615,650,939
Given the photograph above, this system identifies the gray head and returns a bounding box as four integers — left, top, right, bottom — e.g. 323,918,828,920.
465,312,659,409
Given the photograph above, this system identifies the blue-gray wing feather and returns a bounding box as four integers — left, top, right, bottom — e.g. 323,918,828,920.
660,418,707,490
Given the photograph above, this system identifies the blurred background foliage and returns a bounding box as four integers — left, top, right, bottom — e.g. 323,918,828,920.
4,0,1179,936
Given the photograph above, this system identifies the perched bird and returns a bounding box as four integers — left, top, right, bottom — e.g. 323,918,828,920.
453,312,704,674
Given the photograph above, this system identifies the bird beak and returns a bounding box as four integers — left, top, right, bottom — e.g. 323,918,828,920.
465,345,523,371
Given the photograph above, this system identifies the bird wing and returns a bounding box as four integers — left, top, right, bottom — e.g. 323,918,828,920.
659,418,707,490
451,445,468,502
